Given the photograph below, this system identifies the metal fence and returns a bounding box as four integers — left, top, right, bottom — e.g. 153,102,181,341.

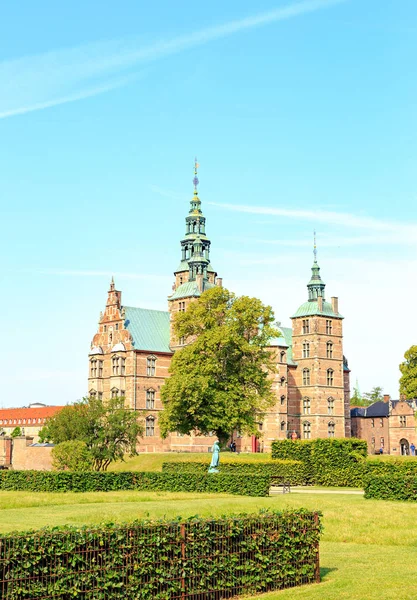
0,511,321,599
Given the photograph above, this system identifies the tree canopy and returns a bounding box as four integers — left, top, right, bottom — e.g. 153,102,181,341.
40,396,142,471
160,286,279,446
400,345,417,400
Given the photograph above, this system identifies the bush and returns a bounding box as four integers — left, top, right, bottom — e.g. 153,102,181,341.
271,438,368,487
364,473,417,502
0,470,271,497
0,510,322,599
52,440,93,471
162,459,309,485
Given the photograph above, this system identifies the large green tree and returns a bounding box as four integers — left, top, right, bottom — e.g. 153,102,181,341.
400,345,417,399
160,287,279,446
363,386,384,404
40,397,142,471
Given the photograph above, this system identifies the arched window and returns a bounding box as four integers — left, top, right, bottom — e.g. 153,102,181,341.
146,389,155,409
112,356,119,376
303,421,311,439
280,421,286,432
302,342,310,358
303,397,311,415
280,395,285,406
280,350,286,363
146,416,155,437
89,389,97,398
303,368,310,386
328,421,335,438
147,356,156,377
280,376,286,386
326,342,333,359
327,369,334,386
328,397,335,415
111,387,119,399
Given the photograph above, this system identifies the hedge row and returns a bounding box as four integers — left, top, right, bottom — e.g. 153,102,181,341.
162,459,309,485
0,510,322,600
0,470,271,497
271,439,368,487
364,473,417,502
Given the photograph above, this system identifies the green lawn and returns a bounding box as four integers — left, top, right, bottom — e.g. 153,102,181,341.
108,451,273,471
1,488,416,599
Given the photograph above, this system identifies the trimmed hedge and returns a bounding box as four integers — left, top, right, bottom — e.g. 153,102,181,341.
271,438,368,487
162,459,309,485
0,470,271,497
364,473,417,502
366,459,417,476
0,510,322,599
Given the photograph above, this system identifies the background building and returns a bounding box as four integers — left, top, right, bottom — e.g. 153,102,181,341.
0,403,64,442
88,165,351,452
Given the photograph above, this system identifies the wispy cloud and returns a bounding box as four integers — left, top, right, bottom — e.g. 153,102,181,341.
0,0,346,119
208,201,417,236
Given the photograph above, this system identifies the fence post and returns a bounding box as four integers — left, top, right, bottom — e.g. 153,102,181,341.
181,523,186,599
314,512,320,583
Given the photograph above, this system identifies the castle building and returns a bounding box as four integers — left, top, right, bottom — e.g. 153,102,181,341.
88,162,351,452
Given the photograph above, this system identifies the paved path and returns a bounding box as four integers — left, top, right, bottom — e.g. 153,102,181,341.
270,487,364,495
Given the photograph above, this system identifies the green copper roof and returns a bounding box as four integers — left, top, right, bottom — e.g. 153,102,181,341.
268,326,295,365
124,307,171,353
291,300,343,319
169,280,216,300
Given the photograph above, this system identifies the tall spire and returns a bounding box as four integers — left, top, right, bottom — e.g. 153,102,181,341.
307,231,326,301
193,157,199,196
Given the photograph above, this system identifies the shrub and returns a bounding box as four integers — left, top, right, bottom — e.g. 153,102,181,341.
0,470,271,497
0,510,322,599
271,438,368,487
364,473,417,502
52,440,93,471
162,459,309,484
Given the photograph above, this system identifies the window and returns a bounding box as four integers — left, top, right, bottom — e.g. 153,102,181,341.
112,356,119,376
371,418,375,428
98,360,103,377
120,390,125,397
179,301,186,312
379,418,383,427
115,323,119,330
400,415,406,427
104,325,107,332
280,395,285,405
380,437,384,448
303,368,310,386
90,359,97,378
371,436,375,446
303,421,311,439
89,389,97,398
326,320,333,334
120,357,126,376
280,351,286,363
280,376,286,386
302,342,310,358
147,356,156,377
146,389,155,409
328,421,335,438
179,337,185,345
280,421,286,432
111,388,119,399
327,369,334,386
146,416,155,436
98,392,103,400
328,397,335,415
303,397,311,415
326,342,333,359
302,319,310,334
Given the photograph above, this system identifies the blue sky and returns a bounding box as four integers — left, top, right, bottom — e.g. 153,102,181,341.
1,0,417,407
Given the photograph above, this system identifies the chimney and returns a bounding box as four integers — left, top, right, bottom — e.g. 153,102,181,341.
383,394,391,403
196,274,204,292
216,277,223,287
317,296,323,311
331,296,339,314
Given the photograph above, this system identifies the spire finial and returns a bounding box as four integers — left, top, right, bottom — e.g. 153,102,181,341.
193,157,199,196
313,230,317,263
110,276,115,291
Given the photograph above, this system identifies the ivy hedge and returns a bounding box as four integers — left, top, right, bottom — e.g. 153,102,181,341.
0,470,271,497
0,510,322,600
162,459,309,484
364,473,417,502
271,438,368,487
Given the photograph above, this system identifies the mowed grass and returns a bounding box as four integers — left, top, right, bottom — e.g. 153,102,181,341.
1,489,417,599
108,451,273,471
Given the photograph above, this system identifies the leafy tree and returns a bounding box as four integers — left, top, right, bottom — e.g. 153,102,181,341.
40,397,142,471
51,440,93,471
350,381,362,406
11,426,22,438
399,345,417,399
160,286,279,446
363,386,384,404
